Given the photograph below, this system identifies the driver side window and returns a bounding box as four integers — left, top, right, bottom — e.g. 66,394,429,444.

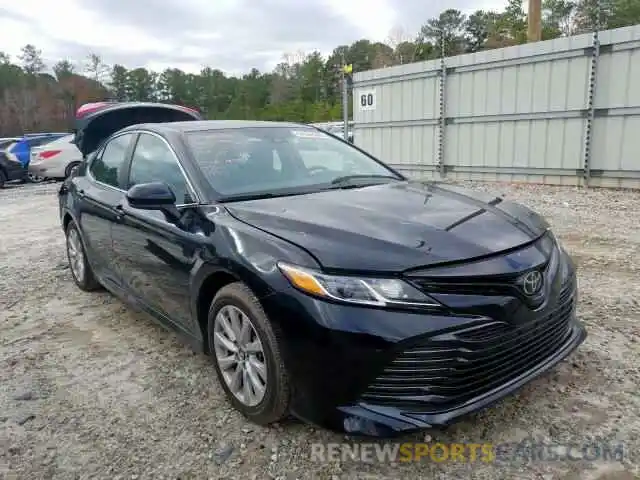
127,133,195,205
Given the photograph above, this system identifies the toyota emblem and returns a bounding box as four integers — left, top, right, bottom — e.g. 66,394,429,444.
521,270,543,296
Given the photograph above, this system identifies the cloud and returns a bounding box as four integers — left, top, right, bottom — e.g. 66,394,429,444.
0,0,508,75
0,6,30,22
77,0,372,73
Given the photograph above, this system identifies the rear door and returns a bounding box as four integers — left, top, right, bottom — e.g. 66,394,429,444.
75,132,137,288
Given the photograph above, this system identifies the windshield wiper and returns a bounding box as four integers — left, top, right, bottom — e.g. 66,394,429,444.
219,190,311,203
329,174,402,187
218,192,281,202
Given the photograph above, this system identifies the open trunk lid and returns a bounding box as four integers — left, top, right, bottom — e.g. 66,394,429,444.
73,102,202,156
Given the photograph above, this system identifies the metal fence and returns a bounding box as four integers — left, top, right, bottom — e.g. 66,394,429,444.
352,25,640,188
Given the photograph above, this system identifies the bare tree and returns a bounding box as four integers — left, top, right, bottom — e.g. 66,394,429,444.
84,53,110,83
386,25,410,50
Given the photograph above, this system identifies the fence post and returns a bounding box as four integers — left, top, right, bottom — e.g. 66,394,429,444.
582,1,602,187
437,31,447,178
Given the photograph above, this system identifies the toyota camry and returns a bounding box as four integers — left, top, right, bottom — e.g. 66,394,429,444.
58,102,586,437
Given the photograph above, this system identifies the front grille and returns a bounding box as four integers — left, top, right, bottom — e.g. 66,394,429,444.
360,280,576,413
407,260,551,303
405,235,558,304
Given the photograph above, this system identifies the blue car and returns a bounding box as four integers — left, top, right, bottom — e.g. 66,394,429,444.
6,133,68,182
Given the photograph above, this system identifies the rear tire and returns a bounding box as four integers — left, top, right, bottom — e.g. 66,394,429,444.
208,282,290,426
27,172,45,183
65,220,101,292
65,161,80,179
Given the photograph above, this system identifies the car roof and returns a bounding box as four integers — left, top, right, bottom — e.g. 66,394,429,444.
120,120,311,135
15,133,65,142
23,132,67,137
0,138,19,148
35,134,75,145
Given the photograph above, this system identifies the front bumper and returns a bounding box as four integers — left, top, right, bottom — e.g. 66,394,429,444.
337,318,586,436
261,261,585,437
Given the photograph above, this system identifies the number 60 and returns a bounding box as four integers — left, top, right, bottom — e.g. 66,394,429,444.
360,93,374,107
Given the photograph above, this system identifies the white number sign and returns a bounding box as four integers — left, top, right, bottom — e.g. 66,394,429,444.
358,89,376,111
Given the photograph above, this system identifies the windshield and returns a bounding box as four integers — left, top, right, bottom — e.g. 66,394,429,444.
185,127,403,200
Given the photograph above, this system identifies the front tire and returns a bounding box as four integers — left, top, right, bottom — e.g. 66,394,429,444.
65,220,100,291
208,282,290,425
0,170,6,188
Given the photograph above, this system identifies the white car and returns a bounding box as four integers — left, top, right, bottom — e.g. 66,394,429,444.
29,134,82,180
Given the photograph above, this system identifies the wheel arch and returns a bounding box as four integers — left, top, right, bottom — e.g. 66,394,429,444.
194,268,242,354
193,259,279,355
62,211,74,231
65,160,81,178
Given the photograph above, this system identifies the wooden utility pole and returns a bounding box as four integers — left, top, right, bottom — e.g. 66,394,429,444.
527,0,542,42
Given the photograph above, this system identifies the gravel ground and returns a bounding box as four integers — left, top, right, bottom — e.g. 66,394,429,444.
1,180,639,480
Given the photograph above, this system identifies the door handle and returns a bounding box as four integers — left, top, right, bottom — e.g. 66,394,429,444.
114,203,124,221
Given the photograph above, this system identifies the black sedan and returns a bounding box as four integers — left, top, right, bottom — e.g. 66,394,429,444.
0,137,25,187
58,102,586,437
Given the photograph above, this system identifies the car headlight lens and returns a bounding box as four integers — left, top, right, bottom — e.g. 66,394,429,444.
277,262,441,307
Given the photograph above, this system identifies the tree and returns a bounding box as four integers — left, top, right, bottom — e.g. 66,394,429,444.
387,26,410,50
84,53,110,83
19,44,45,75
126,68,157,102
419,9,467,57
1,0,640,136
386,26,414,64
609,0,640,28
53,60,75,80
543,0,578,36
465,10,501,52
110,64,129,101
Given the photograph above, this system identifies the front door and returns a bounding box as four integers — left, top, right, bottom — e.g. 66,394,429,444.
111,132,201,333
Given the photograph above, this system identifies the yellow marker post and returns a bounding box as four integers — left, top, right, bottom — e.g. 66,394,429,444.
341,64,352,141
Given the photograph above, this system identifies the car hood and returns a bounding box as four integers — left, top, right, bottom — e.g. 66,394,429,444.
73,102,201,156
224,181,550,272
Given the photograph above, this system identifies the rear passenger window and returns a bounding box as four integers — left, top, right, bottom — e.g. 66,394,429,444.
89,134,133,188
30,137,54,147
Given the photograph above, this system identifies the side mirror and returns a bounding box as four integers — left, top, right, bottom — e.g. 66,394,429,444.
125,182,181,224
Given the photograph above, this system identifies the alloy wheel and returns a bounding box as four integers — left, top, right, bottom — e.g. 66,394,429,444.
67,228,86,282
213,305,267,407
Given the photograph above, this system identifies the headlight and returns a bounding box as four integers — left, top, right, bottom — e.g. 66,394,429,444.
277,262,441,308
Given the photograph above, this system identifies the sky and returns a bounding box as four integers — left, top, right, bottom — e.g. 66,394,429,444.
0,0,509,76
